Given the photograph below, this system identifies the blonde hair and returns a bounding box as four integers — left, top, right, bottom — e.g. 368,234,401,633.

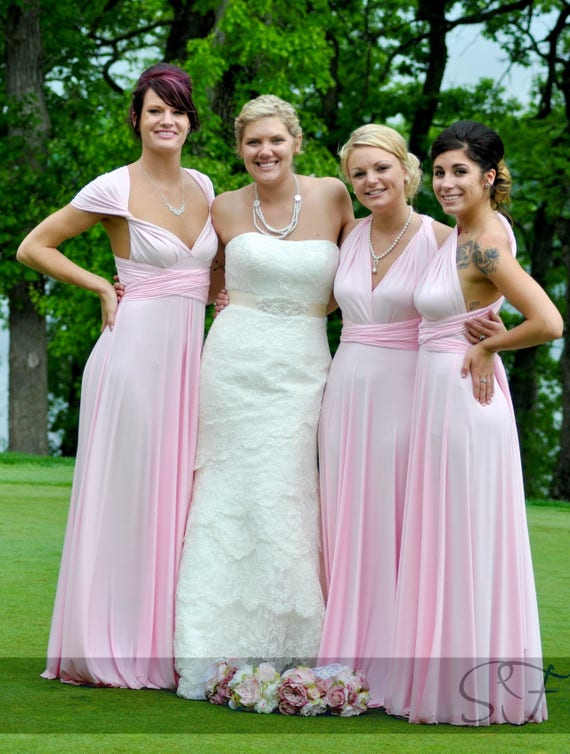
339,123,422,200
234,95,302,155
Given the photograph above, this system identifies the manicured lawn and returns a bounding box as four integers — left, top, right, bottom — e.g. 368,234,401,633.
1,453,568,753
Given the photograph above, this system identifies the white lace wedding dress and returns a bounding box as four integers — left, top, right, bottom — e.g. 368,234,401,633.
175,232,339,699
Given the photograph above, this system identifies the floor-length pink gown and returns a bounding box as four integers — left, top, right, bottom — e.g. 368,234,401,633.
317,215,439,707
42,165,217,689
385,216,548,725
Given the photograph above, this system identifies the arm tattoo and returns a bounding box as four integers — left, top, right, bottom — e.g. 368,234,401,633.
456,241,472,269
456,240,500,276
212,259,225,272
472,243,500,276
469,300,481,311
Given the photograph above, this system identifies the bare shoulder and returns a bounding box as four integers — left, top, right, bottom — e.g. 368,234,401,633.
430,219,453,248
212,186,246,215
340,217,363,245
212,186,250,228
475,221,512,263
477,217,511,255
458,218,513,277
301,174,348,197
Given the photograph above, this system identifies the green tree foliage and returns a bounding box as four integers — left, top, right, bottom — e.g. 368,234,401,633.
1,0,567,497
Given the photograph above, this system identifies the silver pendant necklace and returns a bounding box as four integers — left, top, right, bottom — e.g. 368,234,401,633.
369,205,412,273
140,162,185,216
253,173,302,239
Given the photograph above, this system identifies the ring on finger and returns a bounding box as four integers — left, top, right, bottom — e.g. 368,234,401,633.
480,377,488,384
479,334,486,341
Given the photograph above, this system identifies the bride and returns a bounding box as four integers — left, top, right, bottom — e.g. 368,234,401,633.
174,94,354,700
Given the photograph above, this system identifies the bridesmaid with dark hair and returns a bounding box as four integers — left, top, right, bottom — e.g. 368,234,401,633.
17,63,220,689
385,120,562,725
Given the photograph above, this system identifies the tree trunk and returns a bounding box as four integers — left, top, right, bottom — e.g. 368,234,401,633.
5,0,50,454
164,0,216,63
8,282,48,454
408,0,448,162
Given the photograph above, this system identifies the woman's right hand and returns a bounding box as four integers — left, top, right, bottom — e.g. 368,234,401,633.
214,289,230,318
113,274,126,303
99,280,119,331
464,310,506,344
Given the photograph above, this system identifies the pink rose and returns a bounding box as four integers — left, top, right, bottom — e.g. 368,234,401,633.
209,677,234,705
325,684,347,710
354,669,370,691
232,678,261,707
278,680,309,708
278,699,299,715
316,677,333,695
281,666,316,685
336,692,368,717
348,690,360,705
205,661,237,694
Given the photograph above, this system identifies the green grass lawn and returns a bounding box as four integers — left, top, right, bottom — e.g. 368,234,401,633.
1,453,569,753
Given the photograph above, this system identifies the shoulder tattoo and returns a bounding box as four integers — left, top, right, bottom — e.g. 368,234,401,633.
457,240,500,276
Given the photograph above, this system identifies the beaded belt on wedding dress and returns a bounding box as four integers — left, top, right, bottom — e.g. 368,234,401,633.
227,290,327,318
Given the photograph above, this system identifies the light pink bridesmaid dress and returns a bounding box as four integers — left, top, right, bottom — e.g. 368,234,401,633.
318,214,439,707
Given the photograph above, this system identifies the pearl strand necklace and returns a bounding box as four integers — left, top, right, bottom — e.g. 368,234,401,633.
253,174,302,239
139,162,185,216
369,205,413,273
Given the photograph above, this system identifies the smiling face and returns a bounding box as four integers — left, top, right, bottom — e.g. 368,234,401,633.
239,116,301,184
346,146,408,212
432,148,495,217
137,90,190,153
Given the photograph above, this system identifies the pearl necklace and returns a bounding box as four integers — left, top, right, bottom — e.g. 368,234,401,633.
253,174,302,239
140,162,185,216
369,205,413,273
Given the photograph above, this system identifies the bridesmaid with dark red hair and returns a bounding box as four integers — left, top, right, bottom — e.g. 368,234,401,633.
17,63,221,689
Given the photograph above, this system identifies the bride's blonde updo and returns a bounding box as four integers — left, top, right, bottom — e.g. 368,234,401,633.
339,123,422,201
234,95,302,156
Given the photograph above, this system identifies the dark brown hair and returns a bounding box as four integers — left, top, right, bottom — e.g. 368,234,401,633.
431,120,512,212
129,63,200,138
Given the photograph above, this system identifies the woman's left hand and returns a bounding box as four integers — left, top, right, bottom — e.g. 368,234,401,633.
461,343,495,405
464,310,505,344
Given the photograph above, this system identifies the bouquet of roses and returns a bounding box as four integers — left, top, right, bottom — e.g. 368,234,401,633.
277,666,328,716
313,664,370,717
205,660,369,717
206,660,280,714
204,660,238,706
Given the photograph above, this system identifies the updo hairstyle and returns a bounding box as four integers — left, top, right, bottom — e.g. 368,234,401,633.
430,120,512,212
234,95,302,156
339,123,422,201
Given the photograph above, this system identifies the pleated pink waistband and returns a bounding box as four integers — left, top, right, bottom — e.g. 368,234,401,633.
227,289,327,318
419,319,472,353
340,318,420,350
120,267,210,304
419,305,501,353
